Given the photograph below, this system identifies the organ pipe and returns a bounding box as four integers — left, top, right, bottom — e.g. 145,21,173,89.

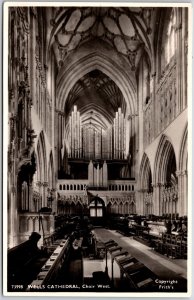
68,106,127,160
114,118,116,158
113,108,126,159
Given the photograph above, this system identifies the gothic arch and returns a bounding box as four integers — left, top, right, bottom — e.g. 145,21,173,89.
154,134,177,185
139,153,152,191
56,51,137,116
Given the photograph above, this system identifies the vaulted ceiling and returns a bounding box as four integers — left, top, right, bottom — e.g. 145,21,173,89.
49,7,155,70
46,6,158,131
65,69,126,120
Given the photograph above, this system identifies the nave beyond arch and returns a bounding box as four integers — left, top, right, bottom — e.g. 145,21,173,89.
6,4,189,295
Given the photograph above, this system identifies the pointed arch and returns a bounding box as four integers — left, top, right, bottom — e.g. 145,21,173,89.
139,153,152,191
56,51,137,116
154,134,177,185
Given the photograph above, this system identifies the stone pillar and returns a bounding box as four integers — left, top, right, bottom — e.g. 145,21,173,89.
176,170,188,217
9,186,18,247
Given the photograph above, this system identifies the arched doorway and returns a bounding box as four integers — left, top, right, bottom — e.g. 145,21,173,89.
89,196,105,226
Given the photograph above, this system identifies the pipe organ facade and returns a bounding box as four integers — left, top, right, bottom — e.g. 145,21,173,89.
68,106,127,160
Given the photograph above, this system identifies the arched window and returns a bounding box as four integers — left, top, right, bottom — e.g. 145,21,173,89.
162,9,176,70
89,197,105,217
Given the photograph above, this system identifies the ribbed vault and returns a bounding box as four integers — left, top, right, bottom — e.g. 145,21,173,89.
56,51,137,116
65,69,126,119
48,6,154,66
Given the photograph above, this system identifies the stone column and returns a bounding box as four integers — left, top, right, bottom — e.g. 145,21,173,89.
9,186,18,247
176,170,188,217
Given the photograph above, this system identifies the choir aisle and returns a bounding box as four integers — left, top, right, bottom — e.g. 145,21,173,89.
93,228,187,280
51,228,187,293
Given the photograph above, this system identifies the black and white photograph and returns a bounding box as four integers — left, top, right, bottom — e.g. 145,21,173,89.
3,2,191,296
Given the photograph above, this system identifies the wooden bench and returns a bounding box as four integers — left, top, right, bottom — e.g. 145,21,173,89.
104,239,157,291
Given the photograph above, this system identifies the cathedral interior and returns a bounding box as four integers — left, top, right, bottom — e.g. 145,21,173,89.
7,5,188,294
